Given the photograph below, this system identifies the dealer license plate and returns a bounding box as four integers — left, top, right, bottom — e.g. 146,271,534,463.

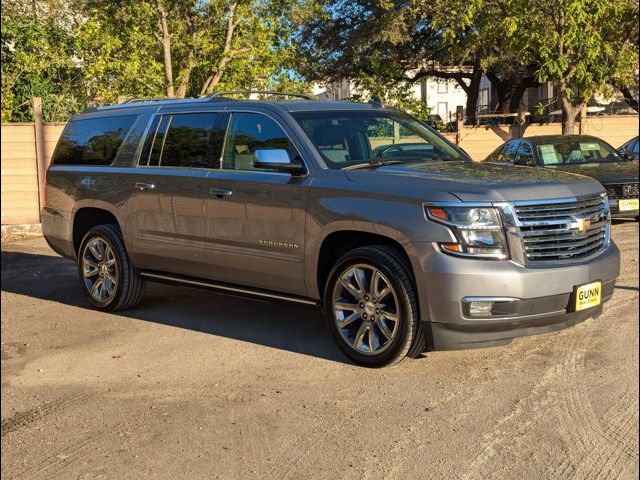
619,198,639,211
575,281,602,311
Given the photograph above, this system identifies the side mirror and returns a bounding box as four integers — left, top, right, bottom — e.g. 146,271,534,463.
254,149,305,175
621,150,635,161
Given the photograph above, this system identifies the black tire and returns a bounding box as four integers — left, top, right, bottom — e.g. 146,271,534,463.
77,224,144,311
323,245,424,367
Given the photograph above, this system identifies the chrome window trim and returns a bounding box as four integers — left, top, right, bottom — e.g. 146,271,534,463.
157,115,172,167
142,116,162,166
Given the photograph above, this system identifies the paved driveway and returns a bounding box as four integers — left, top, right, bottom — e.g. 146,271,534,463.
2,222,638,479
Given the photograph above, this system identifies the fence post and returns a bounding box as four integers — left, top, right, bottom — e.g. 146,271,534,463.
578,104,588,134
33,97,46,221
455,106,464,145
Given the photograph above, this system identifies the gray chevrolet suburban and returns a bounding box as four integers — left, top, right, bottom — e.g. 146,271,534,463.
42,92,621,367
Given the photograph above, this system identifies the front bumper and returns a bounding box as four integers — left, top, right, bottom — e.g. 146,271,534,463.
414,241,620,350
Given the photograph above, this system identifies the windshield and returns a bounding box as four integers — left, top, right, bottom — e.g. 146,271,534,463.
536,139,624,165
291,110,467,169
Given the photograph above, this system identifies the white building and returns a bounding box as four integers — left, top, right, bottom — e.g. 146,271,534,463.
312,76,472,121
416,77,467,122
312,73,638,119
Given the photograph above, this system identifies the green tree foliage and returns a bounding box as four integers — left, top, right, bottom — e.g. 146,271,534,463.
513,0,639,133
1,0,86,122
295,0,529,120
1,0,308,121
346,76,432,120
296,0,639,128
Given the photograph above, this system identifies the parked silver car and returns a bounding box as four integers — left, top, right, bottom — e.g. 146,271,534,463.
42,93,620,366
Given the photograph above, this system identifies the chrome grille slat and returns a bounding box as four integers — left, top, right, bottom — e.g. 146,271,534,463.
523,226,606,244
516,205,605,220
527,241,604,259
525,234,605,251
520,227,571,237
511,195,609,262
515,198,603,213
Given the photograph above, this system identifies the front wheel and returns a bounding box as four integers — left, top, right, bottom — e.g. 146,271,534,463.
78,224,144,311
323,245,424,367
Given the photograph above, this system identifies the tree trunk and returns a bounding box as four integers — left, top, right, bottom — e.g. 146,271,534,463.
614,83,639,112
509,77,540,113
464,60,483,124
486,71,512,114
496,84,512,114
176,69,192,98
156,1,174,98
199,0,239,96
176,50,196,98
487,72,541,114
559,92,583,135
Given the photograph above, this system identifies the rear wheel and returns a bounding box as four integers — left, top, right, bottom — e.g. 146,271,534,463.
323,245,424,367
78,224,144,311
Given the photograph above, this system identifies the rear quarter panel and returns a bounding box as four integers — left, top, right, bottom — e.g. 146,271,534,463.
42,110,152,259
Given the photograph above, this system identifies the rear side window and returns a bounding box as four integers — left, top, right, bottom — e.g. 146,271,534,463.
487,145,503,161
497,141,519,163
515,142,534,165
51,115,137,165
138,113,224,169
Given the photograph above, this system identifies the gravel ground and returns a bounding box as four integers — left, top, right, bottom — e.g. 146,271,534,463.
2,222,638,480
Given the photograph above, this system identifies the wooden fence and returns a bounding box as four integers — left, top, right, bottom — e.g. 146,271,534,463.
1,122,66,225
1,112,638,226
446,115,639,161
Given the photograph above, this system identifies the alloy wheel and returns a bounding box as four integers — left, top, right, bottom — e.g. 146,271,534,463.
331,263,400,355
82,237,118,304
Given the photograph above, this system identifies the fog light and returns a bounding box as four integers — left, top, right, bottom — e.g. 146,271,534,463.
469,301,494,317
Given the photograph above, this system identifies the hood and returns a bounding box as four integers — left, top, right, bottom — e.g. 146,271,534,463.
549,160,639,185
345,161,604,202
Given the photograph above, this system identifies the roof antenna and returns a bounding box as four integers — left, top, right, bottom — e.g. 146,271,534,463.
369,96,384,108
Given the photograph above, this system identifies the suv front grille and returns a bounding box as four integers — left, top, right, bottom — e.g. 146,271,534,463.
605,183,639,199
511,195,609,262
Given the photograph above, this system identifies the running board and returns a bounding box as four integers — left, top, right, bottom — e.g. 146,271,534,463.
139,271,319,306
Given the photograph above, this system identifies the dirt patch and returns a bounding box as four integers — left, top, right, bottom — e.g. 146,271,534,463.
2,225,638,479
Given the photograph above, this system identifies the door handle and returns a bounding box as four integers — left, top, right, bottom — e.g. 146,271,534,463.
209,188,233,198
135,182,156,191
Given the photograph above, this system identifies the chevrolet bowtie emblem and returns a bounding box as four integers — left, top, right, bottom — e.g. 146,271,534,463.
571,218,591,233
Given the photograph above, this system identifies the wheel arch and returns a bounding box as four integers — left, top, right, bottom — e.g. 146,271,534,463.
308,223,425,310
71,201,127,255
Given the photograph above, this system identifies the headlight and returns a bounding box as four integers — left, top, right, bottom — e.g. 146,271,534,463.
425,205,509,259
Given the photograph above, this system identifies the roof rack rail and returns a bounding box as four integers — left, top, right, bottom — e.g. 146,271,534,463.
207,90,314,101
368,96,384,108
121,97,183,104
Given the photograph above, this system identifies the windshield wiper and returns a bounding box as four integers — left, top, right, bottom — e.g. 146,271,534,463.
343,159,409,170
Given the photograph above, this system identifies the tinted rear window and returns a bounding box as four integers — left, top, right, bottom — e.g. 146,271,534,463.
139,113,224,169
51,115,137,166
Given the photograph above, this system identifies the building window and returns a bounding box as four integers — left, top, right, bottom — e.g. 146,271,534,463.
437,80,448,94
437,102,449,121
478,88,490,111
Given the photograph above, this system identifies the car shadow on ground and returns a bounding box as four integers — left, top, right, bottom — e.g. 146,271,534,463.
1,249,352,365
